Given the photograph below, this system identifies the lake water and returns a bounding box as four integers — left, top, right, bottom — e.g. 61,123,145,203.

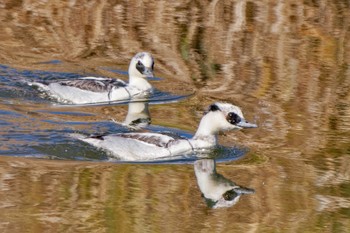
0,1,350,232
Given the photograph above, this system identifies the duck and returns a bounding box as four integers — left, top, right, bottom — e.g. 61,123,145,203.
194,159,254,208
29,52,155,104
71,102,257,161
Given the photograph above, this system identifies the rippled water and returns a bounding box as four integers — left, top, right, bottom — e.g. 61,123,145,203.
0,63,208,161
1,0,350,232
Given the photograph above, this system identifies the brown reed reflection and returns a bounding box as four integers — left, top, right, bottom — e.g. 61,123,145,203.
0,157,257,232
0,0,349,232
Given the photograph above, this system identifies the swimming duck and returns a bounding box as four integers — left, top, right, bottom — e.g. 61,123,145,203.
72,102,257,161
194,159,254,208
30,52,154,104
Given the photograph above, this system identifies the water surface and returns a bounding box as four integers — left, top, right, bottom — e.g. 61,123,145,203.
0,1,350,232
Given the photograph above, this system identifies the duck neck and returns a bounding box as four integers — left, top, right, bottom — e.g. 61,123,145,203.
192,115,218,146
129,76,152,91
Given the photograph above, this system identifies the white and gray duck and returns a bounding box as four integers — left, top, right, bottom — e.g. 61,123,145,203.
72,102,257,161
30,52,154,104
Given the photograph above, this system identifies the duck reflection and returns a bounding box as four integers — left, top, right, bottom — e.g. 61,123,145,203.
194,159,254,209
112,99,151,130
123,100,151,129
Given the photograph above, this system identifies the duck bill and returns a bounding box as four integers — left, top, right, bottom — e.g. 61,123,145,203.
234,187,255,194
237,120,257,128
142,67,154,78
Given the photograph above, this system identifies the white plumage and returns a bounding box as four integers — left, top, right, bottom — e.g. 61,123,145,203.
30,52,154,104
72,102,257,161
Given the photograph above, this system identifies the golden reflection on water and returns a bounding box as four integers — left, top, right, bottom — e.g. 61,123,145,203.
0,157,257,232
0,0,350,232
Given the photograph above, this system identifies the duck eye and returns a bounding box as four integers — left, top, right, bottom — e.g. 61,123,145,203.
222,189,238,201
227,112,241,125
136,60,145,74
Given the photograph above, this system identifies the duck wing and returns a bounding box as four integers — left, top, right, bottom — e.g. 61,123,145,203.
58,77,127,93
90,132,180,148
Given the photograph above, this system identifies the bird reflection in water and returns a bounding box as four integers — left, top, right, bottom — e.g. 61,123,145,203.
194,159,254,209
112,99,151,130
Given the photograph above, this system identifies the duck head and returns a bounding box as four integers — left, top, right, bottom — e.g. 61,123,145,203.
194,102,257,138
128,52,154,80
